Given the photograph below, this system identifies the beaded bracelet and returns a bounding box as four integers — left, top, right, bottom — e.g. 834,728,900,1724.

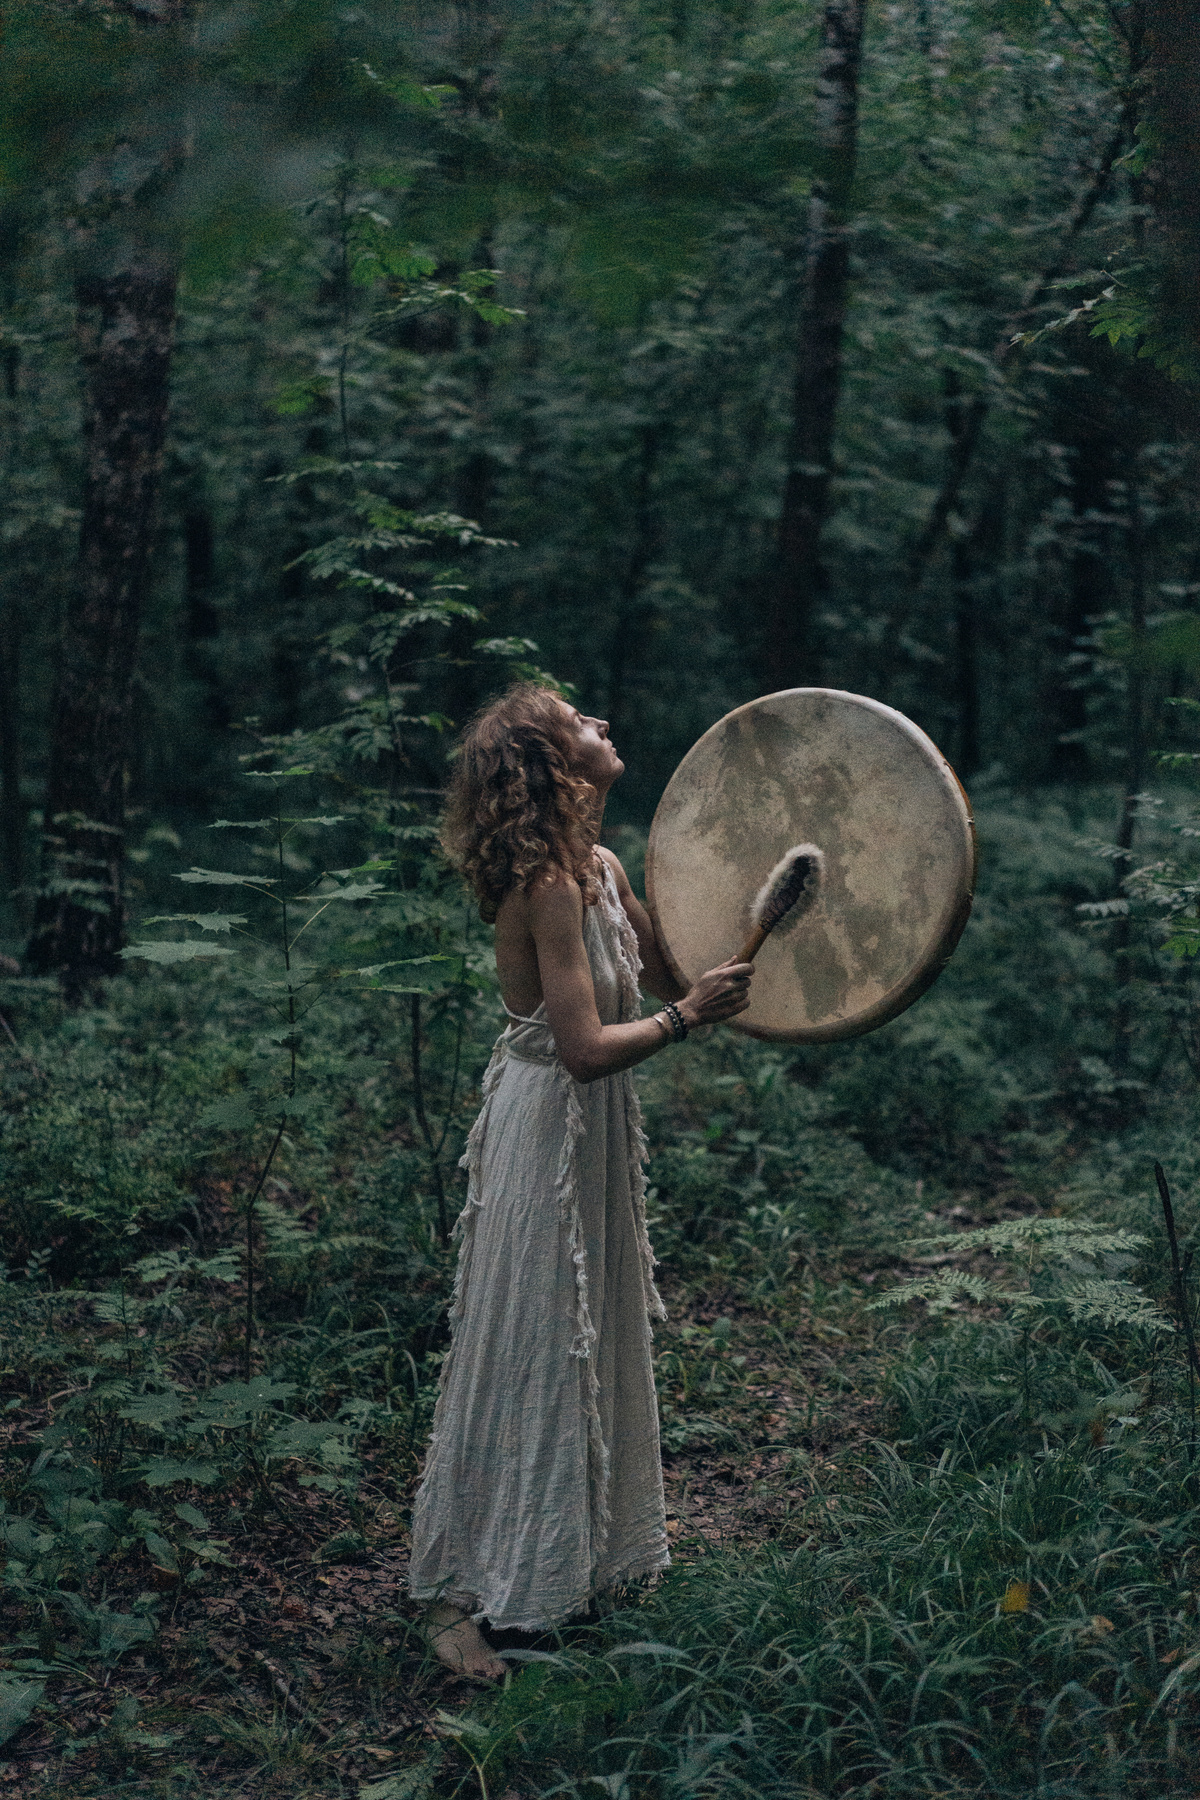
661,999,689,1042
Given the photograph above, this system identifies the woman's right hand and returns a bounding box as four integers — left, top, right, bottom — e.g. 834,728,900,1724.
677,957,753,1028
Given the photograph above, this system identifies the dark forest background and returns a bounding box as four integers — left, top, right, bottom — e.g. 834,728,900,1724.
4,3,1200,1797
0,0,1196,954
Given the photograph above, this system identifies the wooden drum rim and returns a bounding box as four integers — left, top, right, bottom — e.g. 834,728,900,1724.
645,688,977,1045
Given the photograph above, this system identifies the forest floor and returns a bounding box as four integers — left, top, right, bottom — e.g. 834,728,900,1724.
2,1258,897,1799
1,1159,1049,1800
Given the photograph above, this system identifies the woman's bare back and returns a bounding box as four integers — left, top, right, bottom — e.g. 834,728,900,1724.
493,883,546,1016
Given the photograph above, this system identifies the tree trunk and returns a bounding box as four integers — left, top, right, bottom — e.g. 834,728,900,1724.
767,0,867,691
906,111,1135,593
1145,0,1200,363
0,203,25,916
943,371,979,776
182,502,230,755
0,608,23,910
1048,433,1116,779
1111,478,1148,1071
184,507,218,642
442,228,497,734
951,537,979,777
606,423,663,738
27,265,177,994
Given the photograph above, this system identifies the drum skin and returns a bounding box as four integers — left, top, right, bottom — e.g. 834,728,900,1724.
645,689,976,1044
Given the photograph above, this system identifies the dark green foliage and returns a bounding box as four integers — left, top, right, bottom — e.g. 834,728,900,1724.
0,1023,204,1272
457,1303,1200,1797
1,0,1199,1789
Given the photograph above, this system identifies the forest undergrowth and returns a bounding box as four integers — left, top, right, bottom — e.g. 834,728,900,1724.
4,790,1200,1800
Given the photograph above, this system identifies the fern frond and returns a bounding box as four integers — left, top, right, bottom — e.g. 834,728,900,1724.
867,1270,999,1313
911,1218,1147,1260
258,1199,318,1259
1057,1278,1168,1331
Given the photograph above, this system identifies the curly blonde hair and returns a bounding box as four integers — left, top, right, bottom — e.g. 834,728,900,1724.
441,682,602,923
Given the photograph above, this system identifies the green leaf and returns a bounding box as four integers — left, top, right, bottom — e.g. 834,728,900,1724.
118,1393,186,1427
56,1595,155,1667
355,985,429,995
358,1749,444,1800
194,1378,295,1427
173,1503,208,1532
0,1677,44,1747
475,635,539,657
0,1518,55,1561
136,1246,240,1285
271,380,324,417
1058,1278,1167,1330
142,913,248,933
197,1094,257,1132
911,1219,1148,1259
313,1529,368,1564
142,1530,179,1573
867,1269,998,1313
297,881,386,902
278,1094,319,1120
270,458,403,485
118,940,235,964
342,956,453,979
195,1250,241,1282
176,868,277,887
207,819,272,830
135,1459,221,1489
244,767,315,779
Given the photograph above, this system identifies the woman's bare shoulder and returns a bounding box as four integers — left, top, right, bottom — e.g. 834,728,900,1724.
528,864,581,911
595,845,634,897
499,865,580,927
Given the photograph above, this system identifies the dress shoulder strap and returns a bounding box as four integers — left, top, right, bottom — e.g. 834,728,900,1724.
503,1003,546,1027
592,854,643,1021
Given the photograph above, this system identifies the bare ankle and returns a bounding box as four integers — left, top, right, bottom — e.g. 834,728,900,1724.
424,1603,507,1682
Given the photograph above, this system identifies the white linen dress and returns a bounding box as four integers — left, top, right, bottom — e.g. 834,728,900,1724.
408,861,670,1630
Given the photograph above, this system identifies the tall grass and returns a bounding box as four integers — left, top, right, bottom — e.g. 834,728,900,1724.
4,789,1200,1795
462,1315,1200,1798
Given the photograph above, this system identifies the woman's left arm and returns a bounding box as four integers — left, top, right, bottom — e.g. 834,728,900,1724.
596,847,686,1001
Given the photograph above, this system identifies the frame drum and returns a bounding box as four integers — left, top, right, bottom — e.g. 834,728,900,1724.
645,689,976,1043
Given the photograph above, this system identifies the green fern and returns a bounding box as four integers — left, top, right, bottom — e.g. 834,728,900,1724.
908,1218,1148,1260
868,1269,996,1314
869,1217,1165,1335
1055,1277,1166,1330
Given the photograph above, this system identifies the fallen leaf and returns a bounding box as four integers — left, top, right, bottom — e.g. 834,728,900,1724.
1001,1580,1031,1614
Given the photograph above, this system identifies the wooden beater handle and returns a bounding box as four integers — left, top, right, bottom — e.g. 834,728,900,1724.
737,924,770,964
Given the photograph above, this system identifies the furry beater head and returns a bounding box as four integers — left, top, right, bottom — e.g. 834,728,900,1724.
752,843,824,936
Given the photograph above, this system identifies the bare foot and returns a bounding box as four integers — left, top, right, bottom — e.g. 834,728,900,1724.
426,1603,507,1682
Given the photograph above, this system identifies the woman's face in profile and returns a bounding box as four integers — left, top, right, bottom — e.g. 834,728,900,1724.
557,699,624,789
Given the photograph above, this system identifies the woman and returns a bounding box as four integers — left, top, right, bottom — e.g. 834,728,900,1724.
409,682,753,1679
